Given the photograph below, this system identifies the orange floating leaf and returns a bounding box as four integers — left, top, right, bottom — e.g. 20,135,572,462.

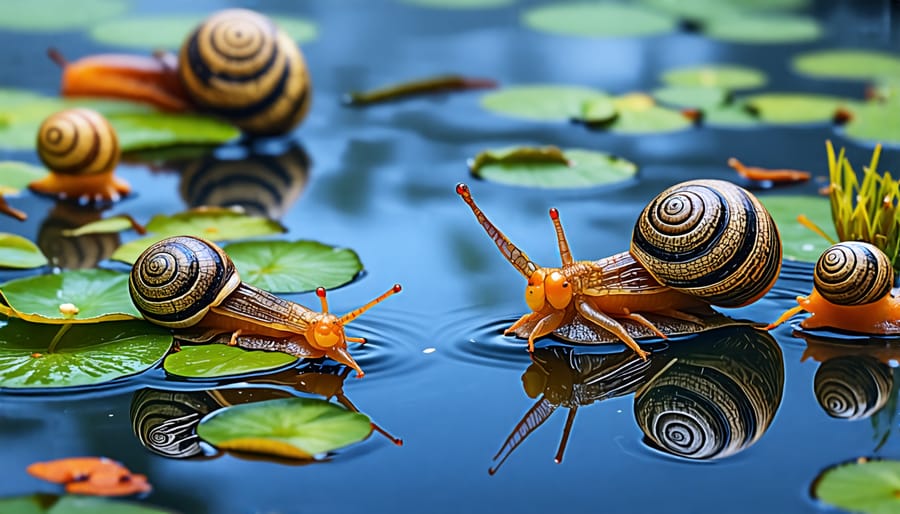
66,473,152,496
728,157,811,184
27,457,152,496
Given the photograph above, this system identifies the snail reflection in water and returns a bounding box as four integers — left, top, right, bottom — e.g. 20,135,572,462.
37,203,122,269
489,326,784,472
51,9,311,136
128,235,400,377
457,179,782,359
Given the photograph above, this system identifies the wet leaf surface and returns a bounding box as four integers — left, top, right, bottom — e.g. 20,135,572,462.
0,161,48,195
703,14,821,44
792,50,900,81
481,85,610,121
814,459,900,514
523,3,677,38
110,113,240,151
661,64,767,90
164,344,298,379
0,319,171,388
225,240,363,293
469,147,637,189
0,270,139,322
0,0,128,31
197,397,372,459
61,216,137,237
744,93,857,124
759,195,835,262
0,234,48,269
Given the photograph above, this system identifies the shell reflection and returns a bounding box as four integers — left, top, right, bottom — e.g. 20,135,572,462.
37,203,121,269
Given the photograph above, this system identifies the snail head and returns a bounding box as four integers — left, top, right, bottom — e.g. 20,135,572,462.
526,268,573,312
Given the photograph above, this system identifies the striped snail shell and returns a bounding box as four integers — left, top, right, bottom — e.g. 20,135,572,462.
814,241,893,306
631,179,782,307
178,8,312,136
130,389,222,459
36,108,120,175
814,355,893,420
129,235,241,328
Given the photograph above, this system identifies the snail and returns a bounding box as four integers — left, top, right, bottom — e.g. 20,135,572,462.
457,179,782,359
28,108,131,204
767,241,900,334
51,8,311,137
128,235,400,377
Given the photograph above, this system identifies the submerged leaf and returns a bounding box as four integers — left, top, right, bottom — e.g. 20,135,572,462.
0,270,139,322
225,240,363,293
164,344,298,379
814,459,900,514
469,147,637,189
197,397,372,458
0,234,48,269
703,14,821,44
661,65,767,90
481,85,610,121
759,195,835,262
0,319,172,388
793,50,900,81
523,3,677,38
0,161,48,195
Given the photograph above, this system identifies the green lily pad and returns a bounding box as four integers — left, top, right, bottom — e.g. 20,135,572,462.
224,240,363,293
0,319,171,388
110,113,240,151
0,234,48,269
0,269,139,323
522,3,677,38
0,494,177,514
88,14,318,50
814,459,900,514
469,147,637,189
703,102,761,127
793,50,900,81
110,209,286,265
401,0,515,8
0,0,128,31
606,94,693,134
652,86,729,108
640,0,808,22
661,65,767,90
481,85,610,121
197,397,372,459
0,161,48,195
872,77,900,104
759,194,835,262
843,101,900,146
61,216,136,237
744,93,856,124
703,14,821,44
164,344,297,379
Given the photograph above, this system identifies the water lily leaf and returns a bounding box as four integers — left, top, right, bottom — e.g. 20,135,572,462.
0,161,48,195
843,102,900,146
744,93,857,124
640,0,809,22
0,494,176,514
0,270,139,323
579,97,618,123
110,113,240,151
224,240,363,293
793,50,900,81
110,209,286,265
703,14,821,44
522,3,677,38
814,459,900,514
401,0,515,8
703,103,761,127
481,85,610,121
61,216,136,237
89,14,318,50
197,397,372,459
469,147,637,189
759,195,835,262
164,344,298,379
661,65,767,90
0,0,128,31
606,94,692,134
0,319,172,388
653,86,729,108
0,234,48,269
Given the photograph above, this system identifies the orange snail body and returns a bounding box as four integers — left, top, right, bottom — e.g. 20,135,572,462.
29,108,131,203
457,179,782,360
128,236,400,377
768,241,900,334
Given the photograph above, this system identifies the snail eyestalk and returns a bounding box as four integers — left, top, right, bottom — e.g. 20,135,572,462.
549,208,573,267
340,284,402,325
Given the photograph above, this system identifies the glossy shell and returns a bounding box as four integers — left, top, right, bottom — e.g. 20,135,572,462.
129,235,241,328
36,108,120,176
178,8,312,136
814,241,893,306
630,179,782,308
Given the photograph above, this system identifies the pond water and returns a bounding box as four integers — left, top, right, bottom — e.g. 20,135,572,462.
2,1,900,513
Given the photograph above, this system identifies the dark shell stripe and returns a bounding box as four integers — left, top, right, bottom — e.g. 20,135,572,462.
38,110,118,176
814,242,892,305
184,26,279,86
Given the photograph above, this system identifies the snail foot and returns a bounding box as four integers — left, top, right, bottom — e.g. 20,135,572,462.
29,171,131,204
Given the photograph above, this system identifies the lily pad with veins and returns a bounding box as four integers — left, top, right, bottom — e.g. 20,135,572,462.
225,240,363,293
0,270,139,323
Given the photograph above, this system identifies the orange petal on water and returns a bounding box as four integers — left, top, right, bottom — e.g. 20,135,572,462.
27,457,126,483
66,473,153,496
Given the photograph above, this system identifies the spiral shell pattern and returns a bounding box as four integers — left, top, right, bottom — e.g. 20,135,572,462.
631,179,782,308
814,355,893,420
178,8,311,136
814,241,893,306
130,389,222,458
36,108,119,176
129,236,241,328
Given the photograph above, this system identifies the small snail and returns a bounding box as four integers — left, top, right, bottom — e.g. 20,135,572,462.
767,241,900,334
457,179,782,359
51,8,311,137
129,235,400,377
28,108,131,203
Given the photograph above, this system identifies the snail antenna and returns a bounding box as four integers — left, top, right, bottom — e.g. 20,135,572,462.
316,287,329,313
488,397,557,475
553,407,578,464
549,208,573,267
456,183,538,278
340,284,402,325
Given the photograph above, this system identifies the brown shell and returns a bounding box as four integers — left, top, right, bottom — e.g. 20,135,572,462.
129,236,241,328
36,108,120,176
814,241,893,306
630,179,782,308
178,8,312,136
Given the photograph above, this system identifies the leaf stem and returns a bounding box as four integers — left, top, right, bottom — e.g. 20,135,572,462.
47,323,72,353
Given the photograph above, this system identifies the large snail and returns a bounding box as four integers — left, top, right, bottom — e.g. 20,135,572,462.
128,236,400,377
28,108,131,203
767,241,900,334
457,179,782,359
52,8,311,136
